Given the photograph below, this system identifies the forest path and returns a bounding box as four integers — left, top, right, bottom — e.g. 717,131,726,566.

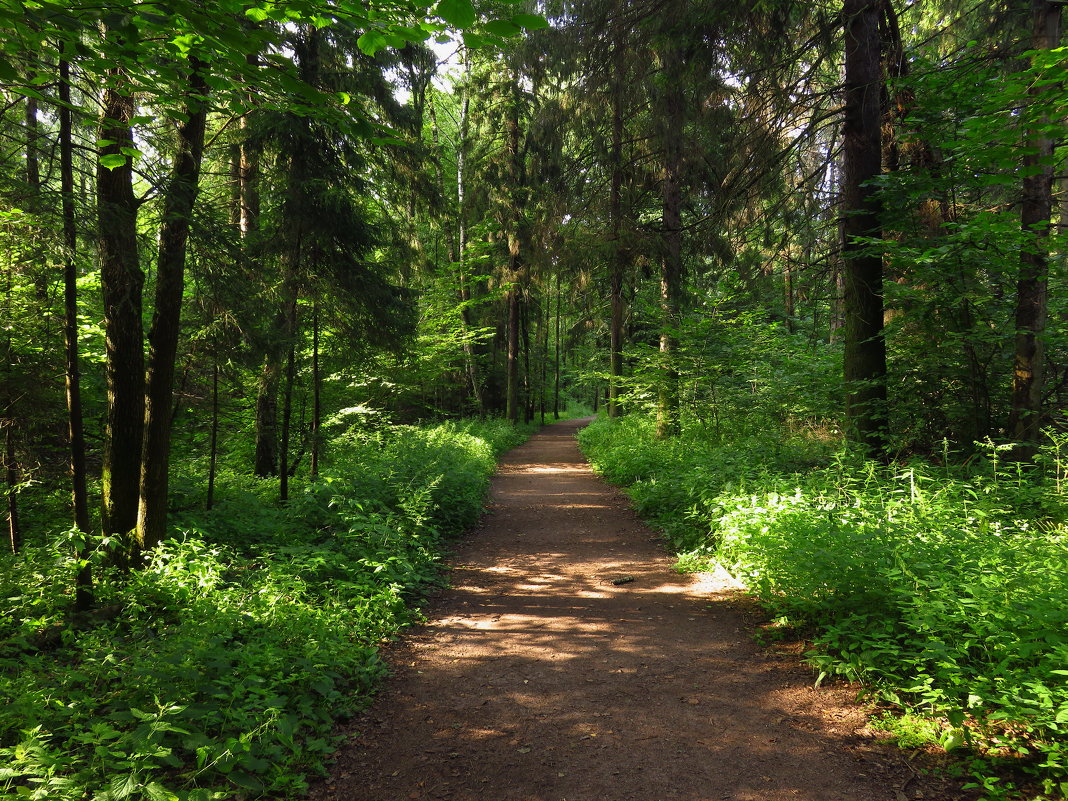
310,418,958,801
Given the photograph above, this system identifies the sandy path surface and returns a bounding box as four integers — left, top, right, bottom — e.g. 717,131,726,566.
311,418,964,801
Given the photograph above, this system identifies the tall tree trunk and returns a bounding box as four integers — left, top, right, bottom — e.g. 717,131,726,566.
60,55,92,607
4,423,18,554
521,290,533,423
506,287,520,423
455,59,485,416
842,0,888,455
98,68,145,545
504,82,525,424
25,95,39,190
254,357,280,476
279,339,297,504
4,266,18,554
310,302,320,478
1008,0,1062,456
784,250,796,334
540,288,549,424
136,60,209,556
554,270,561,419
608,61,625,419
656,41,684,439
207,362,219,511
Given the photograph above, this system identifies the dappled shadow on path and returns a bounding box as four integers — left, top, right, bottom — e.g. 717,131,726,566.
310,419,934,801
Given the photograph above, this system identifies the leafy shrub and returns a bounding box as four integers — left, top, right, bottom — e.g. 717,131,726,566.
580,414,1068,798
0,417,530,801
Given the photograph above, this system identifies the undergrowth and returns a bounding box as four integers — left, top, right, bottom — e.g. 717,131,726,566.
0,417,535,801
579,414,1068,801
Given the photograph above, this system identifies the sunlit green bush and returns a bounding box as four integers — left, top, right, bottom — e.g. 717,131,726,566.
580,414,1068,798
0,417,530,801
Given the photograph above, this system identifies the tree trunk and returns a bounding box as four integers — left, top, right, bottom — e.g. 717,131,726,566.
609,66,626,419
254,357,280,476
784,250,796,334
59,55,92,607
656,41,684,440
540,288,549,424
841,0,888,456
207,362,219,510
1008,0,1062,456
136,60,208,556
455,59,485,416
98,69,145,545
310,302,320,478
279,340,297,504
506,288,520,423
505,85,525,424
554,270,561,419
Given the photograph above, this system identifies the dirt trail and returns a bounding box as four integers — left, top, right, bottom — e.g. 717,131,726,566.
312,418,962,801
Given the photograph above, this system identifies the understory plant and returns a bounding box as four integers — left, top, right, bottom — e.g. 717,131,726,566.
579,414,1068,800
0,417,532,801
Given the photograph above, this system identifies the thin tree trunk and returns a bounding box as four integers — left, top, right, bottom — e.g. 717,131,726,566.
280,340,297,504
609,67,625,419
521,291,532,423
455,58,484,416
254,357,280,476
1008,0,1062,456
842,0,888,455
59,55,92,608
784,250,796,334
136,60,209,556
656,40,684,439
540,288,549,424
4,423,18,554
98,68,145,546
310,302,320,478
506,288,520,423
207,362,219,510
554,270,561,419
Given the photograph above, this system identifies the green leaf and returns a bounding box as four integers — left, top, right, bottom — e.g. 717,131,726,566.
436,0,476,29
99,153,128,170
511,13,548,30
143,782,179,801
484,19,521,37
108,773,138,800
0,55,20,82
461,31,486,49
356,29,389,55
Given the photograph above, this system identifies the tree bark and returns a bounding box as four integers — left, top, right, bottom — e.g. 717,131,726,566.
254,357,280,476
136,60,208,555
656,41,684,439
310,302,320,478
554,269,561,419
455,58,485,416
207,362,219,511
1008,0,1062,456
842,0,888,456
60,55,93,606
506,287,520,423
98,69,145,544
504,82,525,424
608,61,625,419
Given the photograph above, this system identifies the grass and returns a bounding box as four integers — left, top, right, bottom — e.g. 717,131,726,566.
578,414,1068,801
0,416,538,801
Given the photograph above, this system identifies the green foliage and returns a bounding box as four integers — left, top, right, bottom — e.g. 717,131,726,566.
580,414,1068,798
0,417,528,801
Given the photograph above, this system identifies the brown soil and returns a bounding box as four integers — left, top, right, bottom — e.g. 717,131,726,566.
311,418,968,801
